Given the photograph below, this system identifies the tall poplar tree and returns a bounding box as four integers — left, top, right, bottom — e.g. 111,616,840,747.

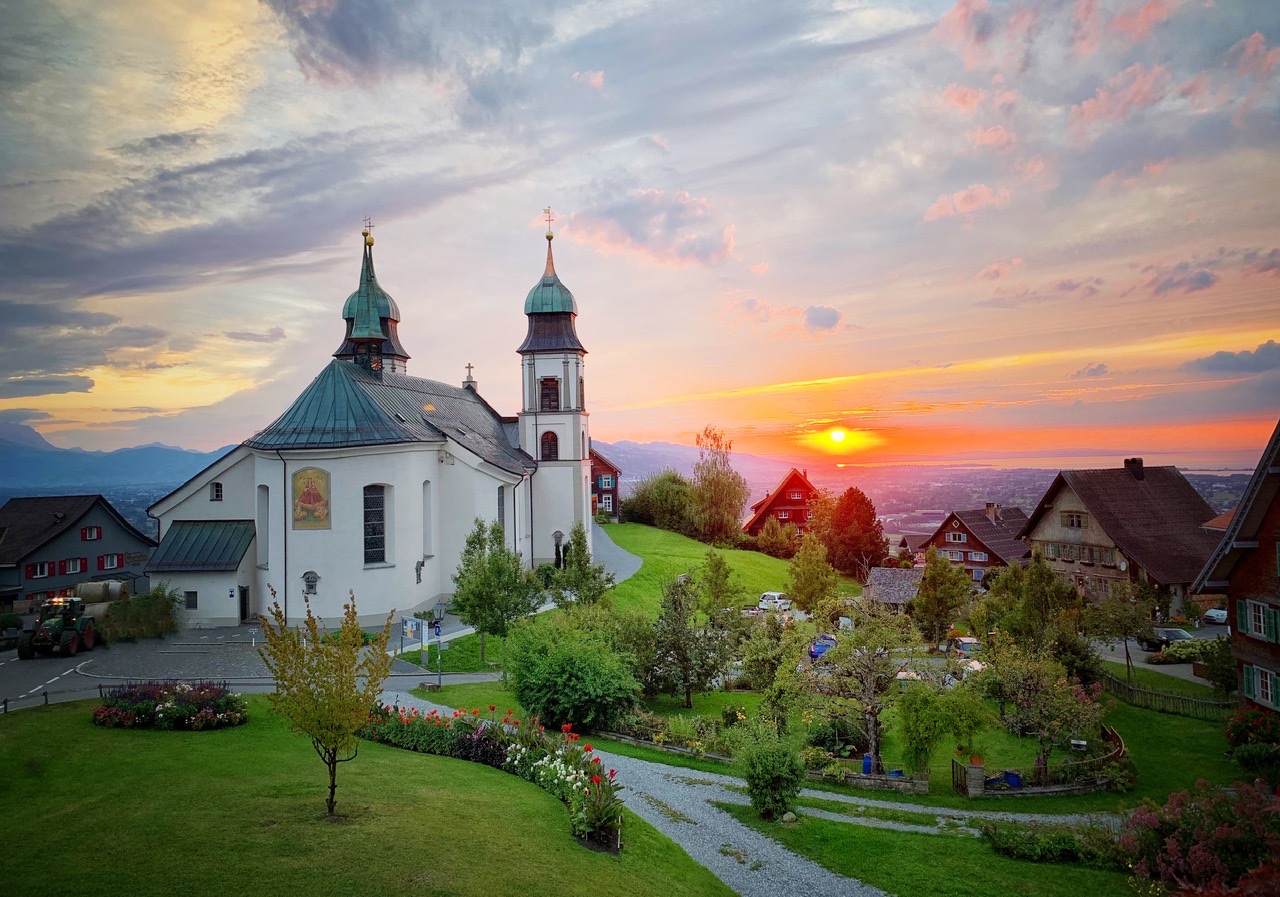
691,424,750,546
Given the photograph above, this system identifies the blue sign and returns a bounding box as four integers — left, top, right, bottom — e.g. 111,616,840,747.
433,623,442,638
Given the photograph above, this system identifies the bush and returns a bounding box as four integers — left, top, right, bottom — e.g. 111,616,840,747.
506,621,638,730
1225,706,1280,748
1233,742,1280,788
979,821,1125,869
1200,637,1237,696
1118,779,1280,892
734,724,805,821
99,585,181,642
535,563,558,589
93,680,246,730
806,716,869,759
0,612,22,631
1149,639,1207,664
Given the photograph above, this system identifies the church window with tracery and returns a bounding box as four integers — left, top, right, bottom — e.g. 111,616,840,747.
363,485,386,563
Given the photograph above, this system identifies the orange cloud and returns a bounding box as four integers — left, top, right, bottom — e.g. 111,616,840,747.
1111,0,1176,42
1232,32,1280,79
1070,63,1170,135
977,257,1022,280
1072,0,1101,56
942,83,984,112
925,183,1012,221
573,70,605,90
969,124,1015,151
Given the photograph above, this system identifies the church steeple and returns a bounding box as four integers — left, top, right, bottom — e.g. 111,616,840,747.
333,224,411,374
518,217,585,354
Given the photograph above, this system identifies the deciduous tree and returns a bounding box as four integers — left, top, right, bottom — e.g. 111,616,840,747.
1082,580,1155,681
258,590,394,816
652,575,731,708
552,521,615,607
452,518,542,661
786,534,840,615
909,547,975,645
691,425,750,546
620,469,696,536
977,550,1082,653
758,516,798,558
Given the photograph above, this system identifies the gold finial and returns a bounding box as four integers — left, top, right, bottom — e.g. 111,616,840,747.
543,206,555,240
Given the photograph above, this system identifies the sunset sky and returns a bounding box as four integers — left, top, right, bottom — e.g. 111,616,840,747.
1,0,1277,470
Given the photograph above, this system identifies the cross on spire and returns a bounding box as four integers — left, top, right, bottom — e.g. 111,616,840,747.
543,207,555,233
465,363,474,378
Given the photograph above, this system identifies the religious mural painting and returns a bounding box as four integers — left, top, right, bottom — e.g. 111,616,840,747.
292,467,331,529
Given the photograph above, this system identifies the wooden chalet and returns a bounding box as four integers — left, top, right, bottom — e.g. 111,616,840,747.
922,503,1030,583
1194,417,1280,712
1018,458,1219,610
742,468,820,536
589,445,622,521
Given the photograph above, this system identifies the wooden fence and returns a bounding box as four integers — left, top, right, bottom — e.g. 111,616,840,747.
1100,670,1236,721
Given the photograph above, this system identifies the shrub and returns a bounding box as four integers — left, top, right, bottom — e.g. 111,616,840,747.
1118,779,1280,892
1233,742,1280,788
1100,754,1138,793
979,821,1125,869
506,620,638,731
806,716,869,759
721,703,748,730
93,680,246,730
99,585,181,643
1200,637,1237,696
734,723,805,821
0,612,22,632
1149,639,1207,664
1225,706,1280,748
535,563,558,589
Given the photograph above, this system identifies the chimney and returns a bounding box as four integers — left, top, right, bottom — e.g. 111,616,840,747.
1124,457,1144,480
985,502,999,522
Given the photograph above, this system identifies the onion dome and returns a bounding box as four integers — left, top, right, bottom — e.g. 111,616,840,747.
518,229,586,354
333,228,411,366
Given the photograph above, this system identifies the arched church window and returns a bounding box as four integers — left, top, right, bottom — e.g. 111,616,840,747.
541,431,559,461
363,485,386,564
540,377,560,411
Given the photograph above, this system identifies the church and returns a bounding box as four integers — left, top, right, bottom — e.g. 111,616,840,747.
147,223,593,627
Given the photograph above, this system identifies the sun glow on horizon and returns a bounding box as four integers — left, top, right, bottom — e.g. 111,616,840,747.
802,427,884,455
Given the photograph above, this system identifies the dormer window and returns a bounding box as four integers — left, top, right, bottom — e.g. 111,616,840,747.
210,482,223,502
789,491,803,500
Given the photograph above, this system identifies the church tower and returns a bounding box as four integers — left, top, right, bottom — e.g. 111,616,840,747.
517,215,592,563
333,227,411,375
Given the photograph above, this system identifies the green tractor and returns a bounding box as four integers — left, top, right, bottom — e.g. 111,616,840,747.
16,597,97,659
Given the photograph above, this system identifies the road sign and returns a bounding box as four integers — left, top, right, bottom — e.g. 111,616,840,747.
433,623,442,638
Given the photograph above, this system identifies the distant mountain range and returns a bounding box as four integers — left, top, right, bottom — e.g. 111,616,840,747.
0,422,234,490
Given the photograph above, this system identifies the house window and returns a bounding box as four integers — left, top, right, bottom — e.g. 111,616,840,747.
363,485,386,564
540,377,560,411
777,510,789,520
968,551,988,562
946,532,967,543
947,550,963,562
302,571,319,595
789,491,803,500
210,482,223,501
1258,667,1275,707
81,526,102,541
971,569,984,581
63,558,84,575
100,554,122,570
1061,511,1088,528
1252,601,1266,638
31,561,50,579
600,474,614,489
541,431,559,461
184,591,198,610
601,494,613,512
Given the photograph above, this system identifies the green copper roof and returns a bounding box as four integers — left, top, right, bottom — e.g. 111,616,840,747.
341,238,402,322
524,235,577,314
148,520,254,572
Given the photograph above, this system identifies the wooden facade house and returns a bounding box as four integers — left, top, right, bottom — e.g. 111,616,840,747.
742,468,820,536
589,446,622,521
922,503,1030,583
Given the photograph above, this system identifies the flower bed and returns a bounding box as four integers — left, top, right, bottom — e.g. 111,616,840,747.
360,705,624,851
93,680,247,731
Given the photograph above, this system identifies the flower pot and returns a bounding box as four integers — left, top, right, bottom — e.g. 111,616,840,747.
969,753,983,767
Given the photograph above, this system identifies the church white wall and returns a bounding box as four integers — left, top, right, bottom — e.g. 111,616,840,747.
164,549,256,629
155,450,256,539
529,460,591,565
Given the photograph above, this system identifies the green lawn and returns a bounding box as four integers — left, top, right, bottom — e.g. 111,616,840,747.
399,633,503,673
0,697,734,897
1100,660,1220,698
719,804,1129,897
603,523,860,618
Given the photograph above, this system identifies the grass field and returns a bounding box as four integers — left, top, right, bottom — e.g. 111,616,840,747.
1100,660,1221,697
719,804,1130,897
603,523,861,618
0,697,734,897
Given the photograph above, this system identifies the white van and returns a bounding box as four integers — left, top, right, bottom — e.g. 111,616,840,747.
758,591,792,612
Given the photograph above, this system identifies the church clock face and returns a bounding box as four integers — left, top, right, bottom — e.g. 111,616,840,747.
370,355,383,371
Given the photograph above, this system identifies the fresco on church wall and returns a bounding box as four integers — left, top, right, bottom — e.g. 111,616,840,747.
292,467,331,529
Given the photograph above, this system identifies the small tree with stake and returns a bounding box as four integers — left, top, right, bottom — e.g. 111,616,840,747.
258,589,394,816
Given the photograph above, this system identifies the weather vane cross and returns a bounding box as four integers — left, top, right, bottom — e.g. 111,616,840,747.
543,207,555,231
363,215,375,232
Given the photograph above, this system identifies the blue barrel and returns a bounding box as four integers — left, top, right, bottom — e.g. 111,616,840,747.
862,754,872,774
1006,771,1022,789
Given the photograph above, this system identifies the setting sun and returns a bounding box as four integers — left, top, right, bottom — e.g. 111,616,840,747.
830,428,847,443
801,427,884,455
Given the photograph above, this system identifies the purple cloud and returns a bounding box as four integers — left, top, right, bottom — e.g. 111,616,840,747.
803,306,842,333
1187,340,1280,373
1072,362,1109,378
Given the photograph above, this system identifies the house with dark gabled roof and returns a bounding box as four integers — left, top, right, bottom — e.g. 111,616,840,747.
589,445,622,522
1194,417,1280,713
0,494,155,613
147,224,596,628
743,468,820,536
1018,458,1219,611
922,503,1030,583
863,566,924,612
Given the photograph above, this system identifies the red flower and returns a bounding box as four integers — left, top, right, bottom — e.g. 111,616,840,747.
584,743,593,752
488,704,496,712
472,708,480,716
591,775,601,784
592,756,601,764
561,723,573,733
608,769,616,780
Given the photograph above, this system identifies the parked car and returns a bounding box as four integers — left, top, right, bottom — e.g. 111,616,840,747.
808,633,838,661
758,591,792,613
949,636,982,657
1136,627,1196,652
1202,607,1228,624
